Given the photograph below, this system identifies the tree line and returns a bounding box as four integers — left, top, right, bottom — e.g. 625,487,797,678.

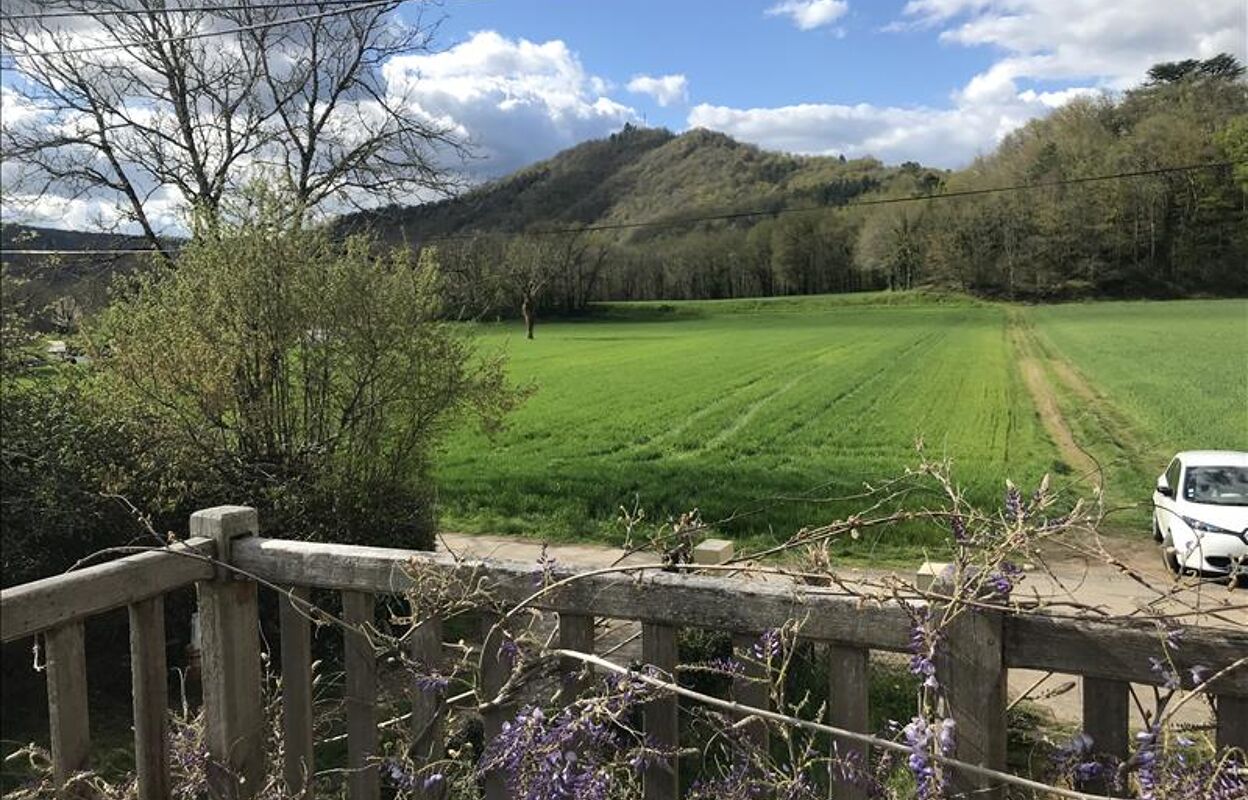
422,55,1246,328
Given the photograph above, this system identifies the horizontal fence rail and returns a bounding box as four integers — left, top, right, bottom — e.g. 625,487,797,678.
1,507,1246,800
233,536,1248,695
0,538,216,643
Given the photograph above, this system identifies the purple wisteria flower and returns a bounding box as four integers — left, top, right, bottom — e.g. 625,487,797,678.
987,561,1023,598
753,628,781,662
949,514,968,544
1148,656,1181,691
907,610,942,690
533,544,558,588
903,716,939,799
1004,481,1024,522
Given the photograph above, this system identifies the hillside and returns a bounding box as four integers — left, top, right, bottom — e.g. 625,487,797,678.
339,125,932,245
0,224,172,327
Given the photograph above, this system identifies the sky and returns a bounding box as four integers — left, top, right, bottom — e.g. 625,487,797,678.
387,0,1246,176
1,0,1245,231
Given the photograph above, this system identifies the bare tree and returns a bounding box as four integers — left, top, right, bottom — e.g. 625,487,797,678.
502,233,598,340
1,0,461,251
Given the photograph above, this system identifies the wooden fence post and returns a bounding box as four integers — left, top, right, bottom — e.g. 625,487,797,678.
558,613,595,701
480,613,512,800
129,596,170,800
1216,694,1248,753
45,620,90,791
193,506,264,800
827,643,869,800
1081,677,1129,795
731,633,770,753
937,606,1007,800
408,614,444,799
342,590,379,800
642,622,679,800
279,587,315,798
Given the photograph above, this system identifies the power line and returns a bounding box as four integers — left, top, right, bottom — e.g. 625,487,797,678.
2,0,405,58
0,2,378,22
1,248,167,255
423,160,1243,242
2,160,1240,256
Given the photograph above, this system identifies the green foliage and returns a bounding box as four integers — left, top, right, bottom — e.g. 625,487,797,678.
0,368,157,587
90,216,522,548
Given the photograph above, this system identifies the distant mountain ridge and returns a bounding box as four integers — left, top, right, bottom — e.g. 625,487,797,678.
338,124,936,244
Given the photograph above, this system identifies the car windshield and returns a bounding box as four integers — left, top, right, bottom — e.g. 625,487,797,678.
1183,466,1248,507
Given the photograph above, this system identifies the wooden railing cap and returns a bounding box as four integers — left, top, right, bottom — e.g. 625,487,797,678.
190,506,258,568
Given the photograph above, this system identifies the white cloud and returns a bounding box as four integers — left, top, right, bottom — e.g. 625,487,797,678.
688,99,1051,166
766,0,850,31
905,0,1246,90
626,74,689,107
3,188,185,233
383,31,638,179
691,0,1246,167
5,30,639,232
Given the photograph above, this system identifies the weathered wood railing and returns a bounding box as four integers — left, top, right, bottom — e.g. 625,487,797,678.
2,505,1246,799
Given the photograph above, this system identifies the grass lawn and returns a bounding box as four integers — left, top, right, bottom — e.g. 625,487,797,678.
436,292,1058,558
1023,298,1248,518
437,294,1248,556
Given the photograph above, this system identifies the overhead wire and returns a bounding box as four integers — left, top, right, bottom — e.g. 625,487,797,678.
2,160,1241,257
0,2,384,22
0,0,407,58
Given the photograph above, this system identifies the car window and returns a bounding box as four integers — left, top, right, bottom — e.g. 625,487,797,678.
1182,465,1248,506
1165,459,1182,492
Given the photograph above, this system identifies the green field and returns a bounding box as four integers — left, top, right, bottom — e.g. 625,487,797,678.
436,294,1248,554
1023,299,1248,511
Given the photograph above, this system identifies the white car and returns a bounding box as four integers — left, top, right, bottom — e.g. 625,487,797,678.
1153,450,1248,578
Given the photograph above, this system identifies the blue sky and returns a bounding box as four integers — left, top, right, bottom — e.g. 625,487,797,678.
380,0,1246,176
432,0,996,123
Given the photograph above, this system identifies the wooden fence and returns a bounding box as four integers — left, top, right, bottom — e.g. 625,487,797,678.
2,505,1246,799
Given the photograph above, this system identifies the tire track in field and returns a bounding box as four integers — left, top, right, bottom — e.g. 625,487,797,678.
587,372,766,456
687,326,947,457
1007,310,1155,483
1009,317,1097,479
1029,327,1169,476
772,325,950,446
664,343,846,459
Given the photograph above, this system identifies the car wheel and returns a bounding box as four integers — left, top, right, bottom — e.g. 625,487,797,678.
1153,520,1163,543
1161,538,1181,575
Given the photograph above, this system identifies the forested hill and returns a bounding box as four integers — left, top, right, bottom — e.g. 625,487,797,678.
338,125,926,243
343,55,1248,308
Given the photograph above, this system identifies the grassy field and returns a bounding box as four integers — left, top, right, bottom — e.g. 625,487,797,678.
436,293,1060,556
436,294,1248,555
1022,299,1248,516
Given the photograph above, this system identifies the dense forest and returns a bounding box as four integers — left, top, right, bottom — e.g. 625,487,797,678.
340,54,1248,315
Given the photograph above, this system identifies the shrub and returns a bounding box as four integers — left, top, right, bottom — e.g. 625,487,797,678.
89,213,522,550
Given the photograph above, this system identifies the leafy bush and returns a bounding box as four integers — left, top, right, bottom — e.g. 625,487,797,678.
88,214,522,550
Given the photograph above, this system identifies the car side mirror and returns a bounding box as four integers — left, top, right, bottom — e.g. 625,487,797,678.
1156,482,1174,498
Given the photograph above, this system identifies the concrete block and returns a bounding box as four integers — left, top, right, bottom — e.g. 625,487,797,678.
693,538,734,565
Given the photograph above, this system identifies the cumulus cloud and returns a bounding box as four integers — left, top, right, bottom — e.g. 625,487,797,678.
690,0,1246,167
383,31,638,179
5,30,639,232
765,0,849,31
904,0,1245,90
626,74,689,107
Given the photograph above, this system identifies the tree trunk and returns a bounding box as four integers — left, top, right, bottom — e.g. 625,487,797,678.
521,296,535,340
